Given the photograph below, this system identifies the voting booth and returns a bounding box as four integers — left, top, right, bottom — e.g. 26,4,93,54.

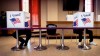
73,12,94,50
6,11,30,28
6,11,31,51
73,12,94,27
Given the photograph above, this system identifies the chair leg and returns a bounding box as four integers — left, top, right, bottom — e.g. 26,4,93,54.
76,36,78,44
71,36,72,42
59,36,61,45
86,36,89,44
33,37,35,43
45,36,47,45
48,37,49,45
56,36,57,44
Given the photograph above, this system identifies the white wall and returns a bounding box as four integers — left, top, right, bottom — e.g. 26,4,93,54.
41,0,47,27
47,0,58,21
0,0,99,27
40,0,83,27
58,0,83,21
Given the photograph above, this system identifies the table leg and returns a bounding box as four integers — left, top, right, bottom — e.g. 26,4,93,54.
11,30,21,51
56,29,69,50
79,29,91,50
34,29,47,51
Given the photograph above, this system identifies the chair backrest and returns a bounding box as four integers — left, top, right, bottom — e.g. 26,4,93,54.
46,24,57,35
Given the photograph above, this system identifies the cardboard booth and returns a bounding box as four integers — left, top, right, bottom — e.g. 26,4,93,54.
6,11,30,28
73,12,94,27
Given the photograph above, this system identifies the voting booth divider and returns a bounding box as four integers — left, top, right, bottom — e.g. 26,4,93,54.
6,11,30,28
6,11,48,51
73,12,94,27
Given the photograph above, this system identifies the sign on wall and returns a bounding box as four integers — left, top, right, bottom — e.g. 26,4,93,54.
6,11,30,28
73,12,94,27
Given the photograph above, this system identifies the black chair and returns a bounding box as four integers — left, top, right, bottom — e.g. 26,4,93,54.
46,24,61,45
